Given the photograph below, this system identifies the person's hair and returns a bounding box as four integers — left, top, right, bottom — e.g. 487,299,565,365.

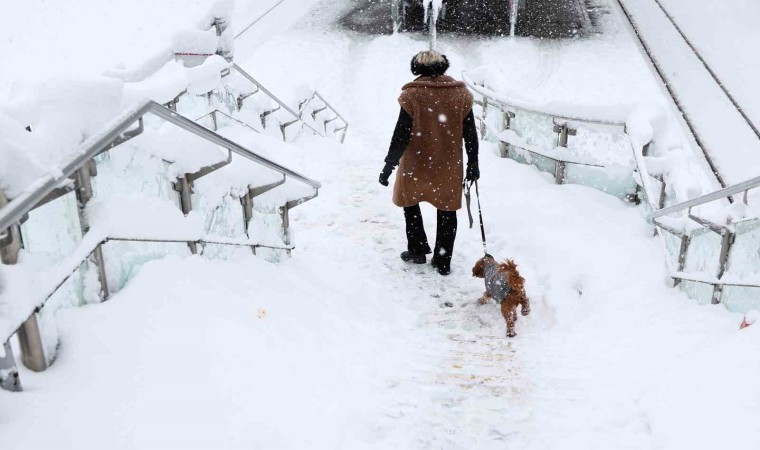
410,51,450,77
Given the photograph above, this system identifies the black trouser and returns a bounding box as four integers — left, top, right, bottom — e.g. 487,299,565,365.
403,204,458,264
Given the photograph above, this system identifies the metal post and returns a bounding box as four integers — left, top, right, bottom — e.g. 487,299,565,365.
554,122,577,148
75,164,109,300
553,123,575,185
0,189,47,374
17,314,47,372
481,98,489,136
279,205,293,257
632,142,652,205
240,192,256,255
712,230,735,304
213,17,233,62
0,340,21,392
673,235,690,287
174,176,198,254
499,110,515,158
555,161,567,185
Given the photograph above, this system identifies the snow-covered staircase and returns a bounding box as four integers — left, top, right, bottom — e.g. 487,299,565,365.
0,8,349,392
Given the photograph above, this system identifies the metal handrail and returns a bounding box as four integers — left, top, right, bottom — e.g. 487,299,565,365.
650,175,760,219
231,64,325,137
0,100,321,233
463,73,627,127
313,92,349,128
298,91,350,143
235,0,286,39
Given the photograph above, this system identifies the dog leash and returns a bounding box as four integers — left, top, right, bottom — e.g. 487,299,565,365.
464,180,489,255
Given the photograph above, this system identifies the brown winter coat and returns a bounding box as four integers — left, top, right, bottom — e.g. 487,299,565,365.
392,75,474,211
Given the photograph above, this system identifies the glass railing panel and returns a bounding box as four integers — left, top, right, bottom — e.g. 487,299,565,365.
209,86,238,116
725,218,760,279
564,163,637,201
19,191,87,363
658,227,683,269
176,92,211,121
531,152,559,177
721,286,760,314
566,126,632,165
91,144,191,293
720,218,760,312
682,227,722,276
504,145,531,165
509,109,557,151
101,240,191,291
37,266,91,364
483,103,505,142
193,177,249,259
20,192,83,269
248,208,288,263
196,113,216,131
679,280,714,305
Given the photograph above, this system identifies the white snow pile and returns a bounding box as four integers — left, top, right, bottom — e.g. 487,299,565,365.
0,113,44,199
0,1,236,200
0,253,417,449
171,29,219,56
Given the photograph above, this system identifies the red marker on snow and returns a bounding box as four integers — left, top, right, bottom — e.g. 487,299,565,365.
740,317,751,330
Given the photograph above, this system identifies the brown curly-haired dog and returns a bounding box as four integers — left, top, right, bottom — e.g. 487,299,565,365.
472,255,530,338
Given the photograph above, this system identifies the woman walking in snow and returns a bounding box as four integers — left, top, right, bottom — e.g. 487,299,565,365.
378,50,479,276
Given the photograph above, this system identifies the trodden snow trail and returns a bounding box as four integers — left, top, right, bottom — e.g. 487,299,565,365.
245,1,752,448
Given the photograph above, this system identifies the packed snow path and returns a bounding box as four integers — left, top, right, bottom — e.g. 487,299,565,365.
3,1,759,448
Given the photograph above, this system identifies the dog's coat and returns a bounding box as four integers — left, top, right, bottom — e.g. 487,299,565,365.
472,255,530,338
483,258,511,302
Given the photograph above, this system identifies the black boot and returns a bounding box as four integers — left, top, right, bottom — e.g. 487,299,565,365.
403,205,431,263
432,210,457,276
431,256,451,275
400,251,427,264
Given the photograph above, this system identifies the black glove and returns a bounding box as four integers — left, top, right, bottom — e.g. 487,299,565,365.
466,162,480,182
379,163,394,186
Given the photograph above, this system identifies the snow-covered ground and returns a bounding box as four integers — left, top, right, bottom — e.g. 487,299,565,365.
2,0,760,448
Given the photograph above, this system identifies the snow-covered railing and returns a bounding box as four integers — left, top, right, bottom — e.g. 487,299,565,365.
0,100,321,392
464,73,638,202
228,63,349,143
650,176,760,220
298,91,349,143
465,71,760,314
